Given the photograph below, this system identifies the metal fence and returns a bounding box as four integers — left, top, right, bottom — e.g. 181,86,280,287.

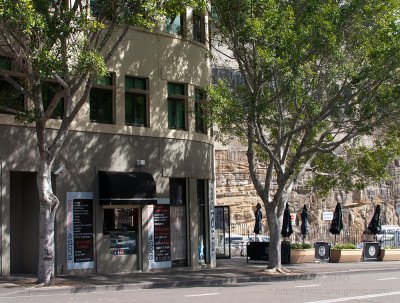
228,223,400,256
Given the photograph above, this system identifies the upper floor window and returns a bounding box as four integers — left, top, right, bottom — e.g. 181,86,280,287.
90,73,115,124
168,82,186,130
166,14,184,36
194,88,207,134
0,56,24,114
193,13,205,43
0,56,12,71
42,81,64,119
125,76,148,127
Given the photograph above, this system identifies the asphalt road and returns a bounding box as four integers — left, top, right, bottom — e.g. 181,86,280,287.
0,270,400,303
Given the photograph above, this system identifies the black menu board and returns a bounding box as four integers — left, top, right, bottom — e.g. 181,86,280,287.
73,199,94,263
153,205,171,262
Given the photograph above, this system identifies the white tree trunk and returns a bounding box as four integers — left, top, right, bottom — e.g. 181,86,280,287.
36,159,59,285
266,204,283,270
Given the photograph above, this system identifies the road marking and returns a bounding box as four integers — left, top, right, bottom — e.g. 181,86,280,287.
305,290,400,303
377,277,398,281
295,285,320,288
185,293,219,297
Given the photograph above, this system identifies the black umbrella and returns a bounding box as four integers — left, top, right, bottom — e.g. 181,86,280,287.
300,204,309,242
281,204,293,238
367,205,381,236
329,203,343,244
253,203,263,235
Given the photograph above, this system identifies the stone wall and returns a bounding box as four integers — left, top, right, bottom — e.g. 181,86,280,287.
215,149,400,241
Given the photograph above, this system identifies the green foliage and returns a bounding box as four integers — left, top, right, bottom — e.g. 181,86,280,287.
290,243,312,249
331,243,356,250
209,0,400,197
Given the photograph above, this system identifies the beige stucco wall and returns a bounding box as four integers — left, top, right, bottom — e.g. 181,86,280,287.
0,17,213,275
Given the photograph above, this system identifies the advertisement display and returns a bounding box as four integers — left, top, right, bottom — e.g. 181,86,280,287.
148,205,171,269
66,192,94,270
209,180,217,267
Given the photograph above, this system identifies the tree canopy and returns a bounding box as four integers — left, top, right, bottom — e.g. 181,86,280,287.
209,0,400,269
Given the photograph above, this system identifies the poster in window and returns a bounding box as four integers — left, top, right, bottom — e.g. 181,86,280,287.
148,204,171,269
67,192,94,270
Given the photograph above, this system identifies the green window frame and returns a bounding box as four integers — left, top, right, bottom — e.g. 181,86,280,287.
166,14,184,35
0,56,12,71
42,82,64,119
194,88,207,134
0,56,24,114
168,83,186,130
125,75,148,127
90,74,114,124
193,14,205,43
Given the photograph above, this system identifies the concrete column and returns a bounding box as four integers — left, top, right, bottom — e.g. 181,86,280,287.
188,178,200,269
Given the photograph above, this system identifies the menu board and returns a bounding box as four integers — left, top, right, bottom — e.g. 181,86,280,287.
67,192,94,270
153,206,171,262
73,199,94,263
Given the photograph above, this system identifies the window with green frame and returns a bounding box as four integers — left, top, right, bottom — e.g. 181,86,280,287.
166,14,184,35
193,14,205,43
168,83,186,130
0,56,24,114
125,76,147,126
0,56,12,71
42,82,64,119
194,88,207,133
90,74,114,124
0,79,24,114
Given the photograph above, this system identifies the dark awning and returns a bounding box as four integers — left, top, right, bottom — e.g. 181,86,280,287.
99,171,157,205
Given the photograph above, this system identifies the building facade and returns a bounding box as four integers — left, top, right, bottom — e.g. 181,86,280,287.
0,8,216,276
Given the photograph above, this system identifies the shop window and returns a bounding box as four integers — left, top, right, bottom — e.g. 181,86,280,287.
193,13,205,43
42,81,64,119
166,14,185,36
168,82,186,130
103,208,138,255
90,74,114,124
194,88,207,133
125,76,148,127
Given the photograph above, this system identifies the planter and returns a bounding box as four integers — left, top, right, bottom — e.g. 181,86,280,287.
330,249,363,263
379,248,400,261
290,249,315,263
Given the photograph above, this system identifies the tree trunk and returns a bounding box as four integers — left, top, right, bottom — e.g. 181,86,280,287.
36,158,59,286
266,203,283,270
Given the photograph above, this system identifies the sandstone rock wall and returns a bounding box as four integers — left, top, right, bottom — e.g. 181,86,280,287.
215,149,400,241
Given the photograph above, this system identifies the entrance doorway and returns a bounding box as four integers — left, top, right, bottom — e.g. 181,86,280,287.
10,172,39,274
215,206,231,258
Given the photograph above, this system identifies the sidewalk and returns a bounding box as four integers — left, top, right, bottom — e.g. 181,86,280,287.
0,257,399,297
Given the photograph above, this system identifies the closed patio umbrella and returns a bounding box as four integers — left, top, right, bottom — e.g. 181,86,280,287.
253,203,263,235
329,203,343,245
300,204,309,242
367,204,381,237
281,204,293,238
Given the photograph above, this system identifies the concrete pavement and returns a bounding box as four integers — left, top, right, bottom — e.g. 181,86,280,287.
0,257,399,297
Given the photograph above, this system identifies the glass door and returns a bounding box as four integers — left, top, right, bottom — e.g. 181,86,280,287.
215,206,230,258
